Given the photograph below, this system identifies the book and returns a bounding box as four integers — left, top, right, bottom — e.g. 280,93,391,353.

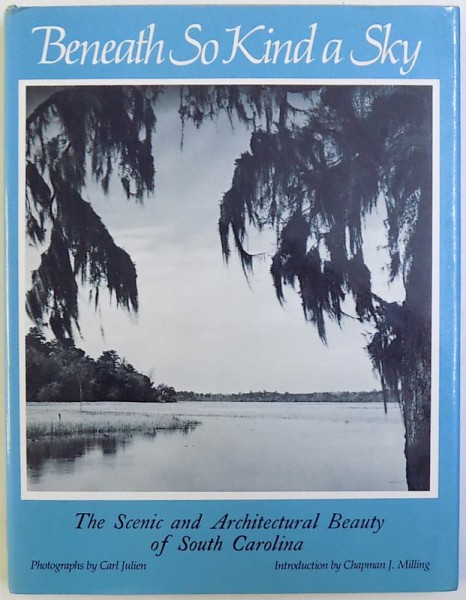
4,3,460,594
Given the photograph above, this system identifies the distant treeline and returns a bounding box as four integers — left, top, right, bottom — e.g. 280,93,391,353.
26,327,387,405
26,328,176,403
177,390,387,403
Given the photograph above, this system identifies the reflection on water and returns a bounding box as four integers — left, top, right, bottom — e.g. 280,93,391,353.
26,402,408,493
27,434,130,480
27,427,193,482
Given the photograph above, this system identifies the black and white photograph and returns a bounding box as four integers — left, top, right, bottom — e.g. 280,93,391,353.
23,83,435,495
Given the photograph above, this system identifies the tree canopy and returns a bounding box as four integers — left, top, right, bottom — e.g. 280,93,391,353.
26,327,176,403
26,86,161,340
217,86,432,400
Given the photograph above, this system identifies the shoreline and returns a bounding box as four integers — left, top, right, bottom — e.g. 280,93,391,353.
26,404,200,440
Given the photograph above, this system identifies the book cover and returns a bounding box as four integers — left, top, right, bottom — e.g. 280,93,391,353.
4,3,460,594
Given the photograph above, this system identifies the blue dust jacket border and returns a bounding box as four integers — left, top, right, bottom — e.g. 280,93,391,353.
4,4,460,594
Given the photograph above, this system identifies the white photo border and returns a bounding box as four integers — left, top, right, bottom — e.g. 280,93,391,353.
19,78,440,501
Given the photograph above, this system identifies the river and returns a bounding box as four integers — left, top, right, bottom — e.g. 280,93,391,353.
27,401,407,493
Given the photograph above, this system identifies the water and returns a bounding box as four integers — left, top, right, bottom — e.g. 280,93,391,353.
27,401,407,492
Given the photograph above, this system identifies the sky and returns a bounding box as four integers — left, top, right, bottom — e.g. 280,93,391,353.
26,85,404,394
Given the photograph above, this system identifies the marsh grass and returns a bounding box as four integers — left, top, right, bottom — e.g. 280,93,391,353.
27,404,200,440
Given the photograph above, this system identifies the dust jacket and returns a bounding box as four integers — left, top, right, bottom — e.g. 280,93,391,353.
4,3,460,595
